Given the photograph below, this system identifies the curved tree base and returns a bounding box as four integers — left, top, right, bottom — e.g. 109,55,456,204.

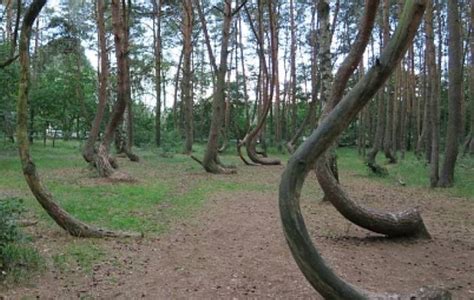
124,149,140,162
245,139,281,166
191,155,237,174
384,148,398,164
95,145,117,178
286,142,296,155
367,149,389,176
237,143,260,166
316,158,431,239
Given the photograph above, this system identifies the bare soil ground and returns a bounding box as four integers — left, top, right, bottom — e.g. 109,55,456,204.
2,164,474,299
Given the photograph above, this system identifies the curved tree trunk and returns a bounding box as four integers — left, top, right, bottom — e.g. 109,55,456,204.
315,0,429,239
366,93,388,175
194,0,236,174
17,0,138,238
83,0,109,164
279,1,448,298
317,161,430,238
237,2,280,166
94,0,134,177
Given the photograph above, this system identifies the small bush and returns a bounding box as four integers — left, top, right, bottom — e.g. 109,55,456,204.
0,198,42,284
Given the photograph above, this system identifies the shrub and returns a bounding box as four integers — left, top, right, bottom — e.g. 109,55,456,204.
0,198,41,283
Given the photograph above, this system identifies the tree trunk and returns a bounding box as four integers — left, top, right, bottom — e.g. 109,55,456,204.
289,0,298,137
182,0,194,154
424,1,440,187
193,0,236,174
153,0,162,147
95,0,134,177
279,2,449,298
270,4,281,150
122,1,138,162
237,1,281,166
382,0,397,164
468,0,474,154
83,0,109,164
438,0,463,187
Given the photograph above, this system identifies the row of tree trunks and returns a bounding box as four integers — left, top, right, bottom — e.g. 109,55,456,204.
17,0,138,238
286,7,319,154
279,2,451,298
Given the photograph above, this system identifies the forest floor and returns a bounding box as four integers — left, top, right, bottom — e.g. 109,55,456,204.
0,142,473,299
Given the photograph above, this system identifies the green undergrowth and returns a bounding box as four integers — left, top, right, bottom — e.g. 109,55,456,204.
52,240,105,273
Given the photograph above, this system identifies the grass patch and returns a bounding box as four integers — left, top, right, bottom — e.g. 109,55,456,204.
0,198,43,285
337,147,474,199
52,240,105,273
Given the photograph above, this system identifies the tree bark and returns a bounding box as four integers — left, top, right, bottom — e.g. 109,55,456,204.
153,0,162,147
17,0,138,238
289,0,298,137
182,0,194,154
424,1,440,187
236,1,280,166
279,2,449,298
438,0,463,187
468,0,474,154
94,0,134,177
382,0,397,164
122,0,139,162
83,0,109,164
193,0,236,174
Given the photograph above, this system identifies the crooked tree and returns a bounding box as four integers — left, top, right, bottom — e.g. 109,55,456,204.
237,1,281,166
82,0,109,164
191,0,238,174
314,0,430,239
17,0,137,238
279,0,449,298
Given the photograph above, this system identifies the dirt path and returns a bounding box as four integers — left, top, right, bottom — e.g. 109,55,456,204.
3,165,474,299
